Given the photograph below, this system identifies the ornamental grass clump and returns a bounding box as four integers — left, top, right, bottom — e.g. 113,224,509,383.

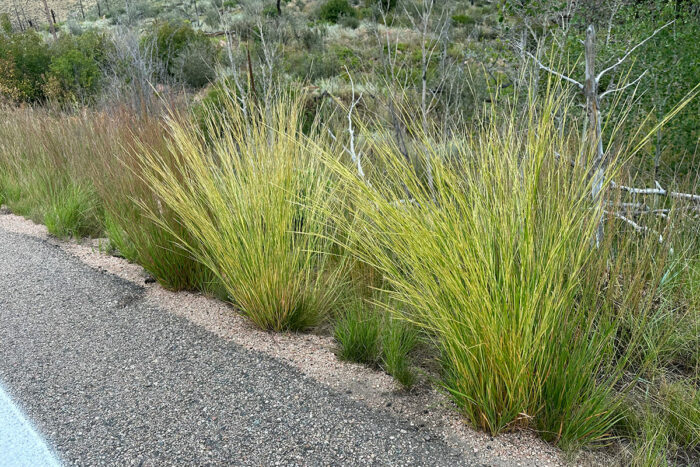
136,92,346,331
322,84,648,447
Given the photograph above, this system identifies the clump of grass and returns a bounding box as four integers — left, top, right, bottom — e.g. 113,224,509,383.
90,111,215,292
322,82,666,446
0,108,106,234
660,380,700,451
334,297,418,388
135,93,347,331
45,182,102,238
335,300,382,365
381,316,418,387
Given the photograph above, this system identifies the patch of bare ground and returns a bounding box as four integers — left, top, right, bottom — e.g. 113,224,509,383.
0,209,614,466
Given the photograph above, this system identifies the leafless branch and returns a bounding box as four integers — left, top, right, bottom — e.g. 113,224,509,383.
611,181,700,203
596,20,674,82
604,210,664,243
345,68,365,180
522,50,583,89
599,70,647,100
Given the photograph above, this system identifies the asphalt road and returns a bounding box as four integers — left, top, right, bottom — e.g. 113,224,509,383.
0,227,475,465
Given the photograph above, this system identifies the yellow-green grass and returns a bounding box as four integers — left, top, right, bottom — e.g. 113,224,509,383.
319,81,696,448
135,93,348,331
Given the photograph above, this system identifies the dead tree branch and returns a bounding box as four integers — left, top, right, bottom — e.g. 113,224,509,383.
596,20,674,82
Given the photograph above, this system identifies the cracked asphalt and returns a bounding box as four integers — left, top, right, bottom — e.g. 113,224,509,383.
0,227,477,465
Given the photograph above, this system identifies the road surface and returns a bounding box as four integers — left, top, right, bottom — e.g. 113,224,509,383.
0,227,475,465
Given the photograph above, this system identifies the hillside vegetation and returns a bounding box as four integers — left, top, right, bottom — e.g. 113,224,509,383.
0,1,698,465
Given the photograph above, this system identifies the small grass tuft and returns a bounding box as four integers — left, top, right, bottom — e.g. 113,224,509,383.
335,300,382,365
45,183,102,238
381,316,417,388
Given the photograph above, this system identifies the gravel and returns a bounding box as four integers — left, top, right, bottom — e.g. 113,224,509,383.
0,227,479,465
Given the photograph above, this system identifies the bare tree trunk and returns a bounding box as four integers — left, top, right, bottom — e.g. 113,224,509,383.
276,0,281,16
41,0,57,40
79,0,85,20
583,25,605,245
13,0,24,31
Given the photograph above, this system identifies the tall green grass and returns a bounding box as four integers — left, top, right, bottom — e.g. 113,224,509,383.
0,87,696,459
90,111,215,291
0,106,212,289
320,83,682,447
0,108,103,238
135,94,347,331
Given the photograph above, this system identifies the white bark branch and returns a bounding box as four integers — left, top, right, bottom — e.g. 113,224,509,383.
345,68,365,180
599,69,647,100
611,181,700,203
604,210,664,243
596,20,674,82
522,50,584,89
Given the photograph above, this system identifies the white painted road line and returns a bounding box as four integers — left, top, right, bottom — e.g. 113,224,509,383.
0,384,61,467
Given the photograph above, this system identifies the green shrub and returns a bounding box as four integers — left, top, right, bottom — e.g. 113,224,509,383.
46,48,101,102
452,14,475,26
174,41,217,88
0,30,51,101
338,14,360,29
143,20,213,76
318,0,356,24
1,13,12,34
363,0,397,11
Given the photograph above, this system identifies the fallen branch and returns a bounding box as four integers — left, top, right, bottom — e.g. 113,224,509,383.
605,210,664,243
611,181,700,203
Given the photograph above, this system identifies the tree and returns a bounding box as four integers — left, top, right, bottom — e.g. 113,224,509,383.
40,0,56,40
524,20,698,245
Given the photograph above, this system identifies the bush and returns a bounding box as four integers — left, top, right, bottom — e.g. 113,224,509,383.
363,0,397,11
143,20,215,78
0,30,51,102
452,14,475,26
318,0,356,24
338,14,360,29
1,13,12,34
46,48,101,102
174,41,217,88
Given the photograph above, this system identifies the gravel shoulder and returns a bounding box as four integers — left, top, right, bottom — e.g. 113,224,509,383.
0,212,592,466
